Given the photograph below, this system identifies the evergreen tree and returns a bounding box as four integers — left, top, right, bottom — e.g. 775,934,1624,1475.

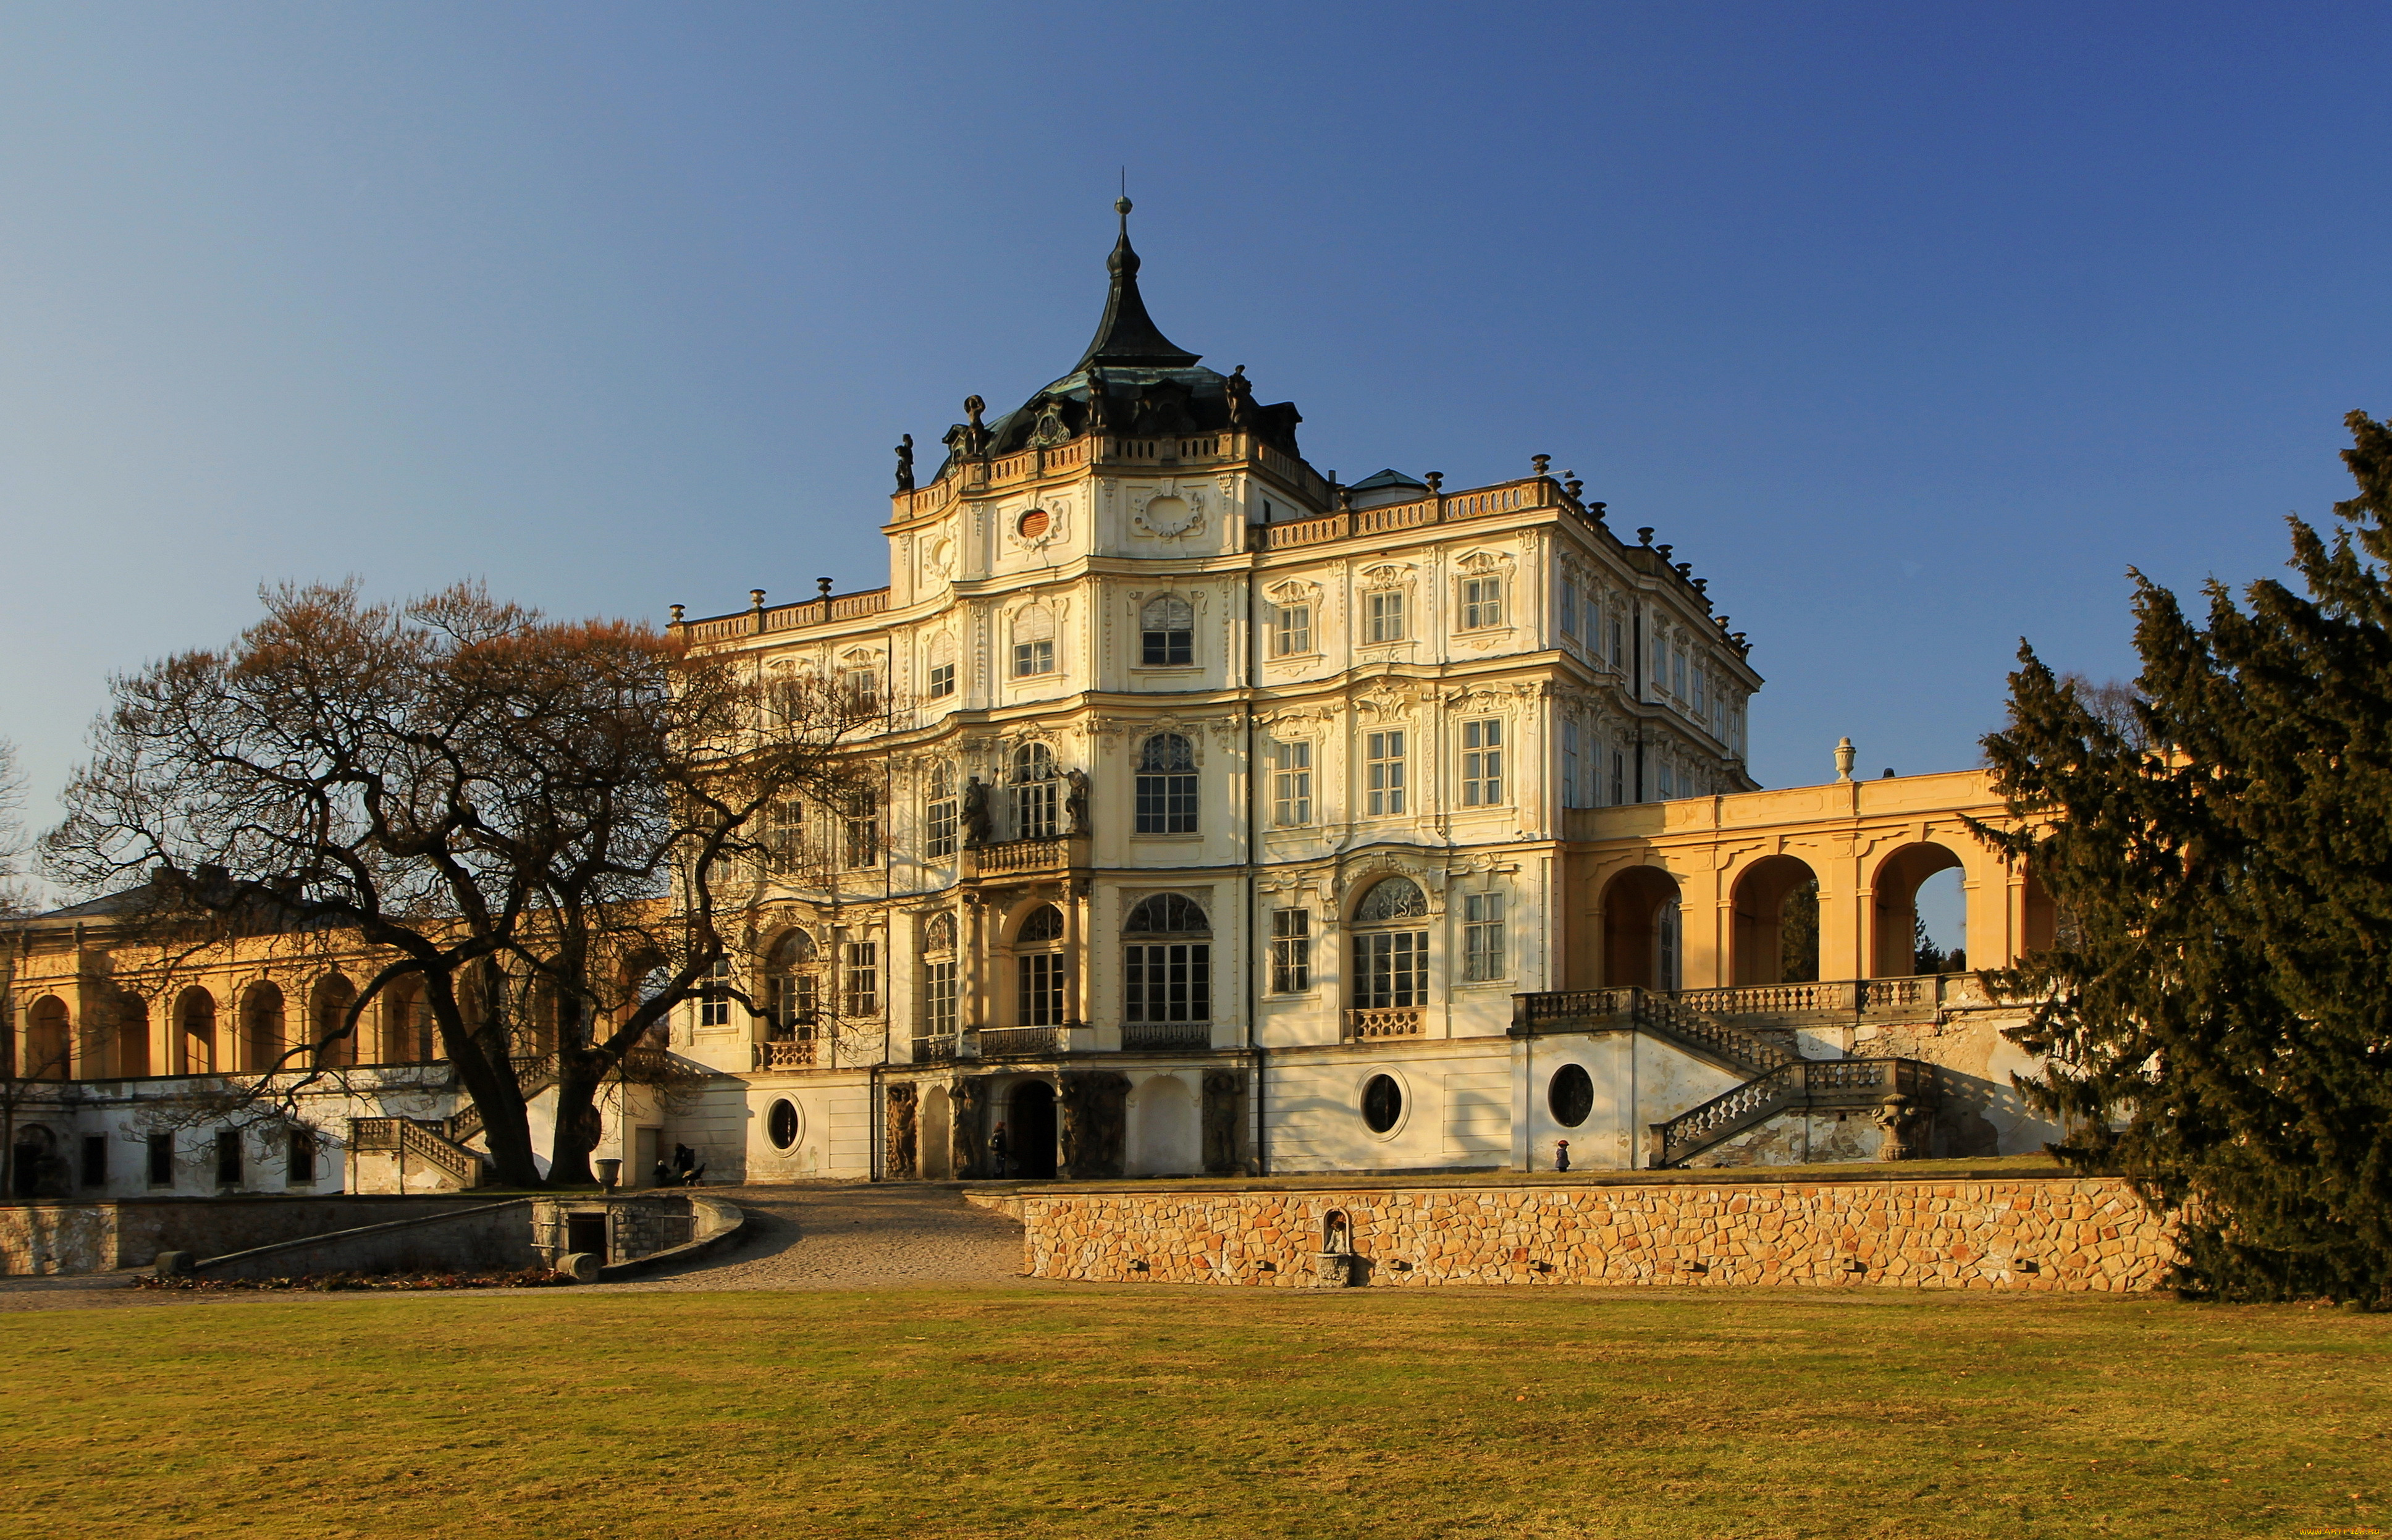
1979,411,2392,1305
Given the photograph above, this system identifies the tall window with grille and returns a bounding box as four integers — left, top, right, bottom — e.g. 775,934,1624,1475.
841,665,880,715
1011,743,1059,838
1134,733,1198,834
1563,719,1583,809
922,912,958,1038
843,806,880,869
924,762,958,859
1140,594,1195,666
1461,719,1504,806
1352,877,1430,1008
1460,576,1504,630
1560,578,1579,639
1014,904,1068,1027
1012,605,1056,677
1270,909,1312,993
1271,601,1312,656
1122,894,1210,1028
764,799,804,873
843,941,880,1018
765,931,820,1038
698,954,733,1028
1365,730,1406,815
1271,739,1312,827
1463,892,1507,981
1366,589,1407,643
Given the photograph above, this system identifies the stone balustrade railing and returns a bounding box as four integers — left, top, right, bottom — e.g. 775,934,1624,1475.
1344,1006,1424,1040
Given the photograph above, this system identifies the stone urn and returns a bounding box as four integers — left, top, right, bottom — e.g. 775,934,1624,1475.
1311,1251,1357,1288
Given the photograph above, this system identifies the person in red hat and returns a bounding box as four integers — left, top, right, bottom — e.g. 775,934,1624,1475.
1554,1139,1571,1172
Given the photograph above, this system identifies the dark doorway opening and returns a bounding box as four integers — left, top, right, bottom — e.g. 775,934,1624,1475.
1008,1081,1058,1180
565,1212,609,1260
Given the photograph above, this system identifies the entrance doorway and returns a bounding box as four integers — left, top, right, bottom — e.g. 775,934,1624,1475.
920,1086,953,1181
1007,1081,1058,1179
634,1127,660,1188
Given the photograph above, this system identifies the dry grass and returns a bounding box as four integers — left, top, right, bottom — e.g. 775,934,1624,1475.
5,1284,2386,1538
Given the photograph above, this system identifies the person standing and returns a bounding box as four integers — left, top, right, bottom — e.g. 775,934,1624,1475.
1554,1139,1571,1173
990,1122,1010,1180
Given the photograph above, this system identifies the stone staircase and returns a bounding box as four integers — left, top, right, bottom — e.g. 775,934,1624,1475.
1512,985,1939,1169
348,1054,563,1190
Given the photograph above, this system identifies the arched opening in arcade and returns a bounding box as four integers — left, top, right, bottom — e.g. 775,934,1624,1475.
237,982,286,1072
1601,866,1683,990
1003,1079,1058,1180
1730,856,1820,986
311,975,358,1068
111,993,151,1078
1871,842,1968,978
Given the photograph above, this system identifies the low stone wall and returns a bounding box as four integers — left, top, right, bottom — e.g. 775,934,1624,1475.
0,1195,502,1275
193,1200,540,1281
1022,1176,2178,1293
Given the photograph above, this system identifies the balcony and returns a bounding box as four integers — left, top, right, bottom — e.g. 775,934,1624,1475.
977,1025,1065,1059
753,1040,819,1071
1121,1021,1212,1052
910,1034,959,1065
962,835,1089,883
1344,1007,1425,1041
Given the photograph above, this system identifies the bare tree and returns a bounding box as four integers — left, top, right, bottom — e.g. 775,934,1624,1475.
42,582,873,1186
0,739,35,918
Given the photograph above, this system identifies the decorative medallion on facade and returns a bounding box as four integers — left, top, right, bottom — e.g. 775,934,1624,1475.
1129,481,1207,541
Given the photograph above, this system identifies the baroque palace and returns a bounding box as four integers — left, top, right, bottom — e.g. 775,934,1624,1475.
3,206,2060,1199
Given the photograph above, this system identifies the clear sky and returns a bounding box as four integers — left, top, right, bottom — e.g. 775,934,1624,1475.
4,2,2388,871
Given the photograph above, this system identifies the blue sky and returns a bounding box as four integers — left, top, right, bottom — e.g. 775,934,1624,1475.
4,2,2388,878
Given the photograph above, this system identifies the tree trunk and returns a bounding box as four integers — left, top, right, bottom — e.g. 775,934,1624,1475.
547,1059,603,1187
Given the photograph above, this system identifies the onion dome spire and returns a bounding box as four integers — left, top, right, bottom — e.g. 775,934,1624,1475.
1074,197,1201,371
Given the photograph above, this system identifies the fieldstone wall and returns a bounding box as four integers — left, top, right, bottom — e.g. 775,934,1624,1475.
1022,1176,2178,1293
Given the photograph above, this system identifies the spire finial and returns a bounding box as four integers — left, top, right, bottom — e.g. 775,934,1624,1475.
1076,193,1199,371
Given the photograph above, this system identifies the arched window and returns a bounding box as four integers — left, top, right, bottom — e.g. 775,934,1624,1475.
1134,733,1197,835
924,761,958,859
239,983,285,1074
1011,604,1056,678
1014,904,1069,1027
1140,595,1195,666
381,977,430,1064
176,988,217,1076
1124,896,1210,1045
1350,877,1430,1029
925,633,958,700
109,993,150,1079
765,930,821,1040
1012,743,1059,839
311,975,358,1068
26,995,71,1081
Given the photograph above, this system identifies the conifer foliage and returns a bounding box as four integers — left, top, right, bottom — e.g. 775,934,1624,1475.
1980,411,2392,1305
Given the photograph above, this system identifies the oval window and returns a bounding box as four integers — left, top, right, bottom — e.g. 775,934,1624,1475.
767,1099,801,1150
1548,1064,1594,1129
1017,508,1051,539
1360,1074,1402,1134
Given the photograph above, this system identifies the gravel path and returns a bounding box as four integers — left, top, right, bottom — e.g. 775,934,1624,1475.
592,1182,1034,1292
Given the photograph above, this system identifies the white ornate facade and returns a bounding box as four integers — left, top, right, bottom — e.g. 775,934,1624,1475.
2,208,2059,1201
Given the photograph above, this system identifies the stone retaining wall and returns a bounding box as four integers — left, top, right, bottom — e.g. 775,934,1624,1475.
1022,1176,2177,1293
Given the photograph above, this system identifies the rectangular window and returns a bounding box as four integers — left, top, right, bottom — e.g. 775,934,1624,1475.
844,941,880,1018
1014,778,1059,839
1017,953,1066,1027
1273,603,1312,656
1693,665,1709,718
1271,740,1313,827
843,813,880,869
1610,614,1625,670
1134,769,1198,834
1366,589,1406,643
80,1134,107,1189
1463,893,1507,982
925,792,957,859
925,959,958,1037
1365,731,1406,816
1461,719,1504,807
1353,930,1428,1008
1559,580,1580,638
1672,646,1687,700
765,799,804,873
214,1130,243,1189
843,668,880,714
1460,576,1504,630
1652,627,1669,689
1141,626,1193,667
699,955,732,1027
1013,639,1055,677
1658,762,1677,800
287,1129,318,1186
1564,720,1583,809
1124,943,1211,1022
927,661,956,698
146,1134,174,1189
1270,909,1312,994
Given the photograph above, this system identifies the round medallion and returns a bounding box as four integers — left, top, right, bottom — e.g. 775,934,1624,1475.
1017,508,1051,539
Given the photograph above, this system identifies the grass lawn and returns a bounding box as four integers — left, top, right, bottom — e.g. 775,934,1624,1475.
6,1285,2386,1539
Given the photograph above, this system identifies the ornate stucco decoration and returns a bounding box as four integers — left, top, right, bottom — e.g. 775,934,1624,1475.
1129,480,1208,541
